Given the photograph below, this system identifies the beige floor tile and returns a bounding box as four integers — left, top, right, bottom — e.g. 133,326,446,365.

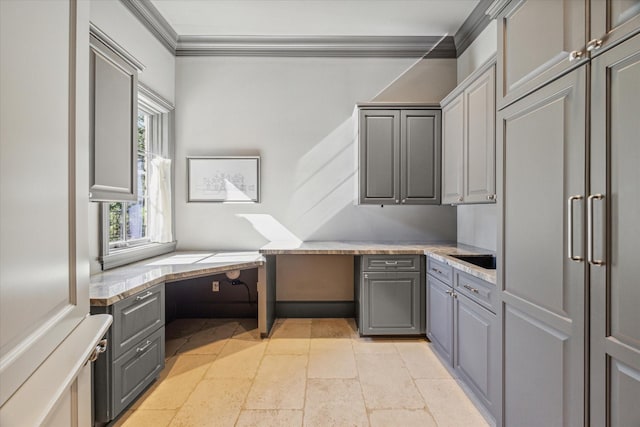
415,379,490,427
165,318,207,339
112,409,176,427
267,319,311,354
356,353,425,410
169,378,251,427
394,341,452,379
310,318,357,339
205,338,267,379
236,410,303,427
266,337,310,355
135,355,215,410
165,337,188,358
303,378,369,427
352,337,399,354
245,354,308,409
369,409,437,427
176,322,237,355
233,318,262,341
308,339,357,378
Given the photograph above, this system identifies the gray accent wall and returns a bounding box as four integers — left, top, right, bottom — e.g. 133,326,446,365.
174,56,458,250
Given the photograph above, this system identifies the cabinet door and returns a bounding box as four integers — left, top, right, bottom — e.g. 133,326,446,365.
497,66,586,427
89,33,138,202
454,292,498,420
441,94,464,204
426,275,454,365
400,110,441,204
359,109,400,204
590,34,640,427
464,65,495,203
496,0,587,109
591,0,640,56
361,271,421,335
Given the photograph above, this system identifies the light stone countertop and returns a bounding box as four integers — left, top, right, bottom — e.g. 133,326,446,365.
90,242,497,306
259,241,496,284
89,251,265,306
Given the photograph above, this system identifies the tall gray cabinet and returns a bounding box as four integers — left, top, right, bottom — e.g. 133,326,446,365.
358,105,441,205
492,0,640,425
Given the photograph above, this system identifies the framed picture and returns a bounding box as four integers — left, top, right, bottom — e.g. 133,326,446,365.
187,156,260,202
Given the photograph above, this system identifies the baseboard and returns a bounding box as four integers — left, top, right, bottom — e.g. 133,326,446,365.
275,301,355,318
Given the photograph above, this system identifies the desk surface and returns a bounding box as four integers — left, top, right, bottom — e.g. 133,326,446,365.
90,251,265,306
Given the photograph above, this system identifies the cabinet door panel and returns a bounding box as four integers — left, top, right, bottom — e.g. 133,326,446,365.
426,275,453,365
591,0,640,56
441,94,464,204
497,67,586,426
590,33,640,427
362,272,421,335
401,110,440,204
359,110,400,204
496,0,587,108
464,66,495,203
454,292,497,418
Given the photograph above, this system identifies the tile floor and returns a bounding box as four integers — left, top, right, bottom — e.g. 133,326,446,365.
114,318,489,427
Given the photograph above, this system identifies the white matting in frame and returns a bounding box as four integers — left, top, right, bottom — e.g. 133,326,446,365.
187,156,260,202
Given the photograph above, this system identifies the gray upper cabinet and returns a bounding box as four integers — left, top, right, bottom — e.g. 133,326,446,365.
497,66,587,427
492,0,587,109
441,60,496,204
89,28,142,202
590,0,640,57
358,106,441,205
589,33,640,427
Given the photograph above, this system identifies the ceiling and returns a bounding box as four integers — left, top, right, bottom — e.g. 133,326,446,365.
149,0,480,37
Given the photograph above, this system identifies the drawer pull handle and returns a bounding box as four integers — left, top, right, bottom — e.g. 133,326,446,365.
463,284,479,294
136,291,153,301
385,261,398,265
87,339,108,363
136,340,153,353
431,267,443,275
445,289,453,296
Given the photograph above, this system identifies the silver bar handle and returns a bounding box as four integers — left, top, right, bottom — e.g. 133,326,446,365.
136,340,153,354
385,261,398,265
136,291,153,301
587,194,605,266
463,284,479,294
567,195,584,262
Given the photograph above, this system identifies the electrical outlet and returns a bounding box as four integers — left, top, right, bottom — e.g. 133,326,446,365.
211,281,219,292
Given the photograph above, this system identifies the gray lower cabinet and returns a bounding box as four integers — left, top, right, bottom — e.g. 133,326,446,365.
357,255,424,335
91,283,165,424
426,257,498,424
589,33,640,427
358,106,441,205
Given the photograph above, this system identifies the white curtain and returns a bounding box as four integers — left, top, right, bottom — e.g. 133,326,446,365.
148,157,173,243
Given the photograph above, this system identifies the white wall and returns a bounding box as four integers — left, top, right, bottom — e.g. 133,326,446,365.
175,56,458,250
454,20,499,252
88,1,176,274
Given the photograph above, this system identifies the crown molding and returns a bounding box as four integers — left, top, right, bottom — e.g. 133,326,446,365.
175,35,457,58
454,0,493,57
486,0,512,19
119,0,178,53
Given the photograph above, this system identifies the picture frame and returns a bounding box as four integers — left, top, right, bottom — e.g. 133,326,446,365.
187,156,260,202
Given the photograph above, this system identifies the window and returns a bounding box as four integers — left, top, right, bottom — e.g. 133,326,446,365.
101,84,176,270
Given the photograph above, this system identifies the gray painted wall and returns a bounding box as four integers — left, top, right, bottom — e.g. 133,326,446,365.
174,56,458,250
455,21,498,251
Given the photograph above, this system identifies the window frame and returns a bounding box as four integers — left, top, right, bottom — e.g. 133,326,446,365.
100,84,176,270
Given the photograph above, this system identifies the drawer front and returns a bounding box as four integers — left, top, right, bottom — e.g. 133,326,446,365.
362,255,421,271
112,327,165,416
454,271,496,312
427,256,453,285
112,283,165,359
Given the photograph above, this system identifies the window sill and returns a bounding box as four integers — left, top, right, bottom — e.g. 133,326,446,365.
100,241,177,270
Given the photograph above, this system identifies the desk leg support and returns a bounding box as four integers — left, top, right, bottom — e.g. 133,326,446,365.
258,255,277,338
